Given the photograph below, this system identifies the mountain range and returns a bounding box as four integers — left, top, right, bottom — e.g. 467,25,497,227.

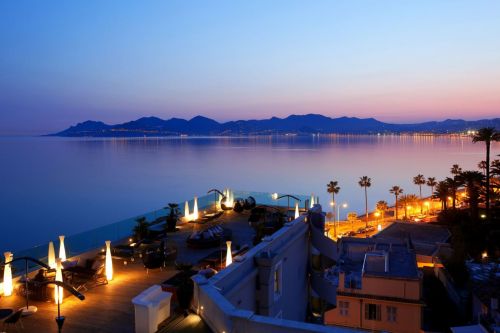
51,114,500,137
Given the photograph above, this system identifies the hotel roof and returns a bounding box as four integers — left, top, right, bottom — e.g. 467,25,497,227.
338,237,419,280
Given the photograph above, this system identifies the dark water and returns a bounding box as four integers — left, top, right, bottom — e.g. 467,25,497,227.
0,135,496,253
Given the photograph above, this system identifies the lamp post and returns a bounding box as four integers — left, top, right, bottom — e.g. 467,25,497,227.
334,203,348,238
38,280,85,333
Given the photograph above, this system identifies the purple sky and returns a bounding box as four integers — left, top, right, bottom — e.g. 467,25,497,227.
1,1,500,135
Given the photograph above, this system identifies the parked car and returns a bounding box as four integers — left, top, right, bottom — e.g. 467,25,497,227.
356,227,366,234
365,226,375,232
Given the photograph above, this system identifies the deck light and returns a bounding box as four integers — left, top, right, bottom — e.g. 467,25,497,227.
226,241,232,267
59,235,67,262
295,202,299,219
105,240,113,281
193,197,199,220
55,259,63,304
481,251,488,259
48,241,56,269
184,200,190,220
3,252,13,296
310,194,315,208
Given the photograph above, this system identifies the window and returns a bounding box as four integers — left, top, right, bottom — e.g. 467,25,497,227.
365,303,381,321
387,306,397,322
339,301,349,316
273,261,282,300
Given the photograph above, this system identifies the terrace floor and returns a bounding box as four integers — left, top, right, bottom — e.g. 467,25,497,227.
0,210,254,333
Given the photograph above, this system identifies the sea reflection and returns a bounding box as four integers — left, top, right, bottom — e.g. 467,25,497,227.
0,135,497,252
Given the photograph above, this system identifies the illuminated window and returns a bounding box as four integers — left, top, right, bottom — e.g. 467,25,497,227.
365,303,381,321
387,306,397,322
339,301,349,316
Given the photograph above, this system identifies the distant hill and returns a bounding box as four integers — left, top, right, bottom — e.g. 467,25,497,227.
51,114,500,137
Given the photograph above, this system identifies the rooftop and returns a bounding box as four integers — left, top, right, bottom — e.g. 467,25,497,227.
374,222,451,244
337,237,420,280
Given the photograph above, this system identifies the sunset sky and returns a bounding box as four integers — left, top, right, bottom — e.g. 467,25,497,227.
1,0,500,134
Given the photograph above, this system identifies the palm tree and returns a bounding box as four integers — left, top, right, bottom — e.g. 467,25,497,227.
445,177,461,209
478,160,487,176
389,186,403,220
472,127,500,217
426,177,437,197
450,164,462,176
326,180,341,222
376,200,388,222
133,217,150,241
413,174,426,213
400,194,419,220
434,181,450,211
457,171,484,219
358,176,372,227
491,159,500,177
165,203,180,232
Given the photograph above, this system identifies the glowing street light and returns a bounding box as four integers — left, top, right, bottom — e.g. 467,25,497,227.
272,192,278,200
3,252,13,296
59,235,67,262
337,203,348,222
105,240,113,281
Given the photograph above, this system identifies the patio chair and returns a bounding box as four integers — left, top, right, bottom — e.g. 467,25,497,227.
141,249,164,274
2,309,24,332
68,259,108,292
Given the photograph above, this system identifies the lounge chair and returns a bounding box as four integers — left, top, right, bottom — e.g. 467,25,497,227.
66,259,108,291
2,309,24,332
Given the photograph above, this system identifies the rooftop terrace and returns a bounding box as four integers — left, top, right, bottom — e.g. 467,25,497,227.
0,190,309,333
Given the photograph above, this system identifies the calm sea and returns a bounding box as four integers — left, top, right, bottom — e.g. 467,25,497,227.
1,135,497,253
